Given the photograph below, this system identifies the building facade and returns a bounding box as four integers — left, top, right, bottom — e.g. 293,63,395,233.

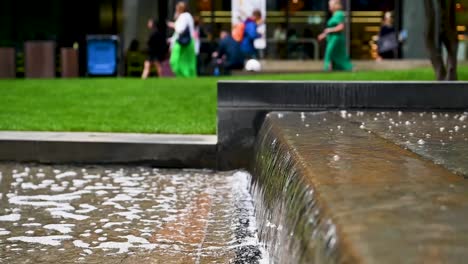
1,0,466,62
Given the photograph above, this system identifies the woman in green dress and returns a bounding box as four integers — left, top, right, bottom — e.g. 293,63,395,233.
167,2,197,77
318,0,353,71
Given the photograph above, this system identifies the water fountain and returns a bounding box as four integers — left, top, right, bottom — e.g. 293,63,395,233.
1,81,468,263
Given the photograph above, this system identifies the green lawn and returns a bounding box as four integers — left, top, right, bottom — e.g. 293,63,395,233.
1,66,467,135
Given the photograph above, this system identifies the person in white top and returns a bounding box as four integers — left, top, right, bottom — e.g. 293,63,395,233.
167,2,197,77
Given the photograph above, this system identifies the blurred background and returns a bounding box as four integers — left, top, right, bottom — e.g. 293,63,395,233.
0,0,467,77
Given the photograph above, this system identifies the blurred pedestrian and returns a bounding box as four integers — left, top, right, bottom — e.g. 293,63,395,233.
212,30,245,75
273,23,287,59
168,2,197,77
142,19,167,79
241,9,262,59
376,11,398,60
318,0,352,71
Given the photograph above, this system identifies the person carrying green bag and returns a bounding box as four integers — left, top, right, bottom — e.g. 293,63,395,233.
168,2,197,77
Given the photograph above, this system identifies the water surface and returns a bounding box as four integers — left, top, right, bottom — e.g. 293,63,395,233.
0,164,265,264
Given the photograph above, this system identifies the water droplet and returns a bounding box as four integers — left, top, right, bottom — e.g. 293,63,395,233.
417,139,425,145
463,125,467,129
340,110,347,118
337,125,341,130
323,118,327,122
388,126,392,130
454,126,460,132
426,134,431,138
432,114,437,119
305,124,310,128
359,125,365,129
277,113,284,118
449,136,453,140
374,117,378,121
333,155,340,161
347,113,352,118
398,111,403,116
296,134,300,137
330,129,334,132
445,114,449,118
409,133,414,136
440,127,445,132
459,115,466,121
405,121,411,126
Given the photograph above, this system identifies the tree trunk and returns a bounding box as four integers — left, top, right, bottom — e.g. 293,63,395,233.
424,0,458,81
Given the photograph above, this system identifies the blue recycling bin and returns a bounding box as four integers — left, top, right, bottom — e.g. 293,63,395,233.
87,35,119,76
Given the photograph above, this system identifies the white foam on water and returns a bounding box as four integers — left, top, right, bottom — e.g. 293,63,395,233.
0,214,21,221
51,186,66,192
55,171,77,179
102,221,131,228
22,223,42,227
108,194,133,202
72,179,89,188
111,209,142,220
122,235,150,244
48,210,89,220
0,229,11,236
44,224,75,234
83,175,100,180
94,229,103,234
84,185,119,190
102,201,126,210
80,233,91,237
73,240,90,248
8,235,72,246
96,242,132,254
21,181,53,190
97,235,156,254
95,190,108,196
98,237,107,241
76,204,97,214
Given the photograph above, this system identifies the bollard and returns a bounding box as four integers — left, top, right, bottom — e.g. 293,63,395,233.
61,48,79,78
25,41,55,78
0,48,15,79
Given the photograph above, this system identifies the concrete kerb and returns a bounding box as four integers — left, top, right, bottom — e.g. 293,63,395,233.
0,132,217,169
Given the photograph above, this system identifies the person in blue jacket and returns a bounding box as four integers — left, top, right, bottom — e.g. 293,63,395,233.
241,10,262,59
212,30,245,75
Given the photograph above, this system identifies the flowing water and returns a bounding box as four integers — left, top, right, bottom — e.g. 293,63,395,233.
0,164,267,264
251,110,468,264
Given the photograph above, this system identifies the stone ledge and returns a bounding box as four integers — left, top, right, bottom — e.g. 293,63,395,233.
0,132,217,169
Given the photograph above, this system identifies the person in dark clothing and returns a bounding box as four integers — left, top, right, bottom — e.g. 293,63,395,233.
212,31,245,75
142,19,167,79
377,11,398,60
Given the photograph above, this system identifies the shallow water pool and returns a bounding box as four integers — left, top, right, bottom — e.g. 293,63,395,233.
0,164,266,264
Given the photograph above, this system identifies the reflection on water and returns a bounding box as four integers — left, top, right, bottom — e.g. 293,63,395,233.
0,164,267,264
